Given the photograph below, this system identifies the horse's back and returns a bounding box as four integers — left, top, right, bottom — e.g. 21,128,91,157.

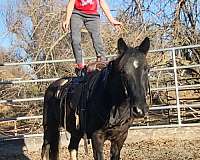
45,78,70,99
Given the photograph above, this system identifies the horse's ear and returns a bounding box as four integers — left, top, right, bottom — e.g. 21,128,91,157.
138,37,150,54
118,38,128,54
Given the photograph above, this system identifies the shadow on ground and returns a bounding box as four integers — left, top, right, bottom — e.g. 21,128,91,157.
0,137,30,160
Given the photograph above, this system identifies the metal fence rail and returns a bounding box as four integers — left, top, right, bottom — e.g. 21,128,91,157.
0,44,200,138
1,103,200,123
1,83,200,103
0,78,60,84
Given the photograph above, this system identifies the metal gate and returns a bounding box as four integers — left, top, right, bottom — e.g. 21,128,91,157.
0,44,200,141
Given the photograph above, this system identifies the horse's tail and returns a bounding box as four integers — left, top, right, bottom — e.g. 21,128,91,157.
41,81,62,160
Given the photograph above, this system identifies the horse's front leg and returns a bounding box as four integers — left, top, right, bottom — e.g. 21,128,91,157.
110,131,128,160
91,131,105,160
68,134,82,160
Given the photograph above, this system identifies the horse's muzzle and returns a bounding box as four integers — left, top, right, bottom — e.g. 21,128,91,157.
132,105,148,118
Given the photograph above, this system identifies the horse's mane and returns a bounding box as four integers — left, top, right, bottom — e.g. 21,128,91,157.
86,65,111,99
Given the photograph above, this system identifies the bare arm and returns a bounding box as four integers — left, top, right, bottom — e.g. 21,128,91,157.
62,0,76,32
99,0,122,27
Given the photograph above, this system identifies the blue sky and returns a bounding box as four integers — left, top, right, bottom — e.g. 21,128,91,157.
0,0,11,49
0,0,19,49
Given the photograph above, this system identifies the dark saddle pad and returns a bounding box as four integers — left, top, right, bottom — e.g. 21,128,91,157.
58,64,109,111
70,78,85,111
69,65,109,108
55,76,85,111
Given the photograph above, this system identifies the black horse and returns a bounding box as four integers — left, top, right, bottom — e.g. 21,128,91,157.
41,37,150,160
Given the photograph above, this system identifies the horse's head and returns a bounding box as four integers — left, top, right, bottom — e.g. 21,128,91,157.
114,37,150,117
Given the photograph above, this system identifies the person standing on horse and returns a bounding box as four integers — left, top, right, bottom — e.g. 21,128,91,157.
62,0,122,75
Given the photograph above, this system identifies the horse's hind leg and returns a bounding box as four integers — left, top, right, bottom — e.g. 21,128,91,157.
41,125,50,160
50,130,60,160
41,122,60,160
68,134,81,160
110,131,128,160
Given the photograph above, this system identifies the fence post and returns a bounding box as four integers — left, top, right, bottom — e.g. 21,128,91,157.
172,48,182,127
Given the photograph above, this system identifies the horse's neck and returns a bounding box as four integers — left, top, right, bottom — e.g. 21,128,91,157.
106,74,127,107
108,101,132,126
105,73,133,123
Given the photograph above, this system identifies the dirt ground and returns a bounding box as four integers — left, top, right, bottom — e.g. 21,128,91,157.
1,138,200,160
1,127,200,160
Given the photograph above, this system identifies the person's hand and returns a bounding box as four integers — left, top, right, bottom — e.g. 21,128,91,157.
111,19,123,30
62,20,69,32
